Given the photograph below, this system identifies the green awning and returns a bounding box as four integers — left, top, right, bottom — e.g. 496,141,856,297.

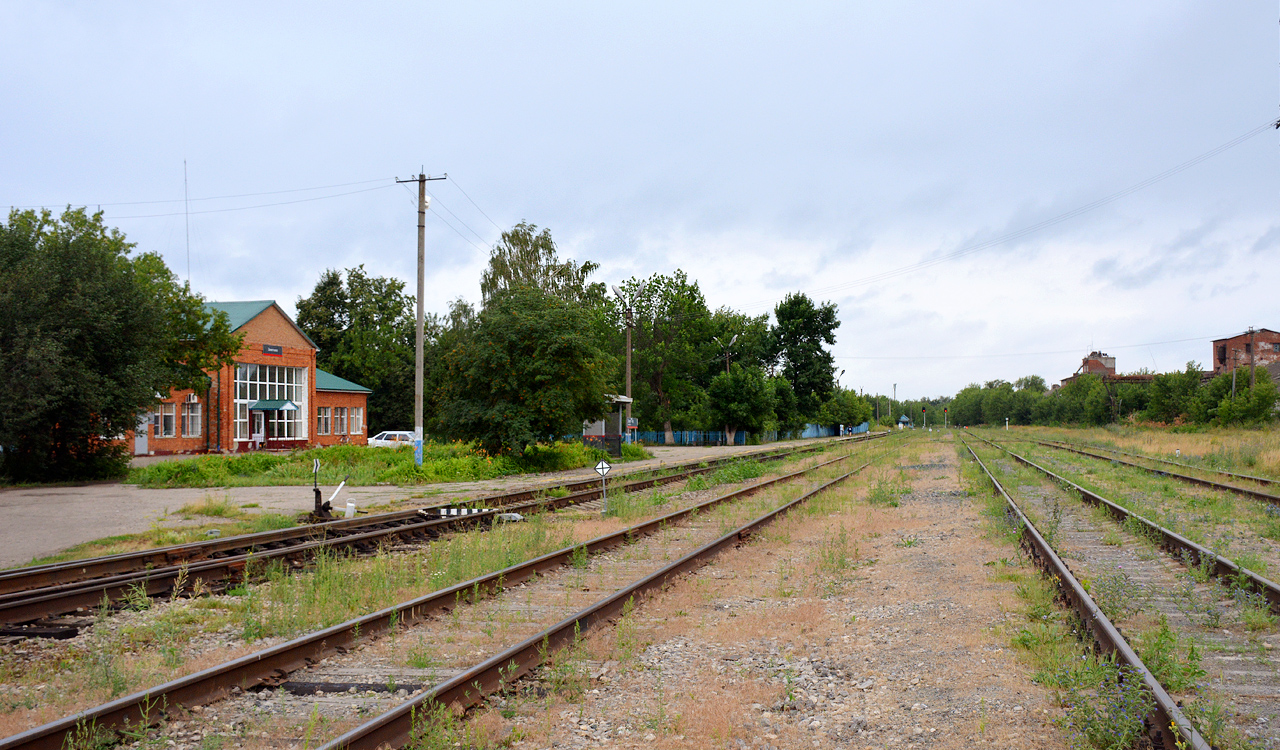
249,400,299,411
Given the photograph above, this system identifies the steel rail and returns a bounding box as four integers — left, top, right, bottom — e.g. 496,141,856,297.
0,439,851,596
960,438,1208,750
1048,439,1280,489
0,438,882,629
318,450,891,750
1032,437,1280,506
974,434,1280,613
0,440,897,750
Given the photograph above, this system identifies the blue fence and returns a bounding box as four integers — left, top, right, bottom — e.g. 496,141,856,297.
634,430,749,446
633,422,868,445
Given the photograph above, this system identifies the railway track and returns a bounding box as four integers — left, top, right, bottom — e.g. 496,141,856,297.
1054,439,1280,490
966,434,1280,749
1033,437,1280,506
0,437,897,750
0,437,879,638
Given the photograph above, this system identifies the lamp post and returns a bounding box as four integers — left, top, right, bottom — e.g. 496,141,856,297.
611,286,633,443
713,334,738,444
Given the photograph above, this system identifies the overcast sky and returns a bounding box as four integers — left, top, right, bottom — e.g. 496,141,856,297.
4,3,1278,399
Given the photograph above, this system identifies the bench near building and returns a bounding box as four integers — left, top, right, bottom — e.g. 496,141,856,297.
131,300,372,456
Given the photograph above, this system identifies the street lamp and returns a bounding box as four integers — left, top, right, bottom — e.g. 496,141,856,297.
712,334,739,444
612,286,633,443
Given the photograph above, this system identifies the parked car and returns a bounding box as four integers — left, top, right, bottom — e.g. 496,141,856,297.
368,431,416,448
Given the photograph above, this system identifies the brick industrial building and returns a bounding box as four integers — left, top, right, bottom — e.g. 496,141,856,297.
131,301,371,456
1212,328,1280,381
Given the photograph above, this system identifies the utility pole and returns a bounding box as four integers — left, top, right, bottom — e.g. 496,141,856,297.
713,334,738,444
1250,326,1257,389
892,384,896,427
611,286,634,444
396,172,447,466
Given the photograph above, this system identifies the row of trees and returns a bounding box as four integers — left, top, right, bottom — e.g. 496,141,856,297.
0,209,243,481
947,366,1278,428
298,223,868,454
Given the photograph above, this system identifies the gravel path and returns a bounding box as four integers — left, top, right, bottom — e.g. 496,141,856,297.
488,437,1069,749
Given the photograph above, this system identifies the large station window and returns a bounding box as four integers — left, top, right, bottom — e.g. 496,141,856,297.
234,364,307,440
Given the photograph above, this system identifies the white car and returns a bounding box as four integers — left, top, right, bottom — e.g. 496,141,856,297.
368,431,417,448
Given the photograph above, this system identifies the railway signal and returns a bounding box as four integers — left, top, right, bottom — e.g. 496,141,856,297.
596,460,611,514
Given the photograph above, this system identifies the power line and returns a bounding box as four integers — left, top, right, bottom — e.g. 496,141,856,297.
448,176,504,232
104,184,396,219
423,186,493,247
397,182,486,253
12,176,394,209
733,118,1280,311
833,333,1226,361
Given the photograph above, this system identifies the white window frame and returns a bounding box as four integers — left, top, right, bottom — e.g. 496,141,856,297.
333,407,348,436
317,406,331,435
233,364,308,441
159,403,176,438
181,400,202,438
350,406,363,435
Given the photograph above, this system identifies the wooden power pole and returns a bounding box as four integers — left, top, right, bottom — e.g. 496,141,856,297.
396,172,446,466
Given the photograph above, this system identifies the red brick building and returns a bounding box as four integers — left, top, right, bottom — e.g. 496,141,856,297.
132,301,371,456
1212,328,1280,377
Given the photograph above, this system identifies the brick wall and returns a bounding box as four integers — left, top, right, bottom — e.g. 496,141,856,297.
314,390,370,447
1213,330,1280,375
126,304,373,456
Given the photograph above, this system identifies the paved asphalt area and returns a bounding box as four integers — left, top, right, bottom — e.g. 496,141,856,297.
0,440,824,569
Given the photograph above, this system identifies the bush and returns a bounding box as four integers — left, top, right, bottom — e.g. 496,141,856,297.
129,439,651,488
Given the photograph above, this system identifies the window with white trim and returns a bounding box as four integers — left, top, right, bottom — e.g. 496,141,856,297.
159,403,176,438
233,364,308,440
350,406,363,435
333,407,348,435
181,400,201,438
317,406,331,435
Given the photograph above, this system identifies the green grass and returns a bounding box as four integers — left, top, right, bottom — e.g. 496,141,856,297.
128,440,651,489
22,511,300,567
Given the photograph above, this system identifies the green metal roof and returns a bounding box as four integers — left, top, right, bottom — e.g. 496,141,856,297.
316,369,372,393
248,399,300,411
204,300,319,350
205,301,274,331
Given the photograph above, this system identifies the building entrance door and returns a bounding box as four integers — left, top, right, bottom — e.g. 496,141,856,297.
134,414,149,455
252,412,265,447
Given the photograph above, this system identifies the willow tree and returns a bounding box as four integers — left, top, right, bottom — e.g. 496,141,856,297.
479,222,605,307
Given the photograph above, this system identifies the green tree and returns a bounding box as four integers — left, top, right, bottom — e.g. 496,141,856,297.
817,388,873,429
706,308,772,379
769,376,805,435
770,293,840,418
707,364,774,442
611,271,712,443
480,222,605,308
296,266,417,433
1196,369,1278,426
435,286,612,454
1145,363,1203,424
0,208,240,481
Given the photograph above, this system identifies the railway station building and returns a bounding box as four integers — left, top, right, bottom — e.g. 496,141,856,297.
131,300,372,456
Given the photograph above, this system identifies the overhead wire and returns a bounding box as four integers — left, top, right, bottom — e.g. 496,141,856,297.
447,176,504,232
731,118,1280,311
104,184,397,219
13,176,394,210
399,182,487,254
832,333,1228,361
423,186,493,247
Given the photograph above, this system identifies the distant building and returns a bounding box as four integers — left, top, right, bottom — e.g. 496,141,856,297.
1057,351,1154,389
1212,329,1280,380
130,300,371,456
